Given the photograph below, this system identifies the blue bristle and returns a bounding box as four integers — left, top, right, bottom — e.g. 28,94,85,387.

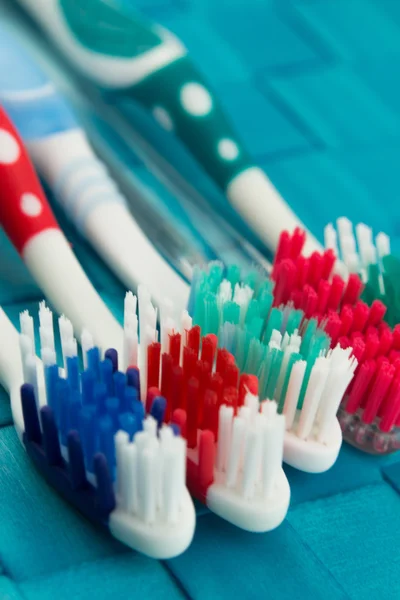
118,412,139,440
94,453,116,517
122,385,138,413
113,371,127,405
21,383,41,444
87,347,100,379
105,396,120,430
45,363,59,414
99,415,115,469
126,367,140,397
132,399,145,431
81,369,95,405
150,395,167,429
171,423,181,436
80,405,97,472
67,430,87,490
66,356,80,391
40,406,63,466
58,378,71,445
69,389,82,431
100,359,114,396
94,382,107,414
105,348,118,373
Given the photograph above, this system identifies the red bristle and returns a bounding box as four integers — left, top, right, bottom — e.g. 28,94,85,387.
239,374,259,406
350,301,369,334
186,377,200,449
307,252,324,288
273,259,296,306
195,359,211,424
183,346,197,384
187,326,201,356
321,248,336,280
170,365,184,413
317,279,331,315
223,386,239,413
327,275,345,311
294,255,309,289
366,300,387,328
345,360,376,414
146,386,161,414
290,227,306,260
208,372,224,406
342,273,363,307
339,305,354,337
350,337,365,363
161,353,173,421
323,311,342,346
224,362,239,389
201,334,218,368
272,230,292,277
379,378,400,432
338,336,350,349
198,430,215,493
302,285,318,319
171,408,186,438
378,366,397,418
147,342,161,391
364,331,380,360
202,390,219,438
389,350,400,363
216,348,232,378
290,289,303,309
169,332,181,365
378,327,393,357
392,325,400,350
362,362,395,424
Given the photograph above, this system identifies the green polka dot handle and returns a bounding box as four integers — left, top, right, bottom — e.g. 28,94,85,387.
16,0,321,254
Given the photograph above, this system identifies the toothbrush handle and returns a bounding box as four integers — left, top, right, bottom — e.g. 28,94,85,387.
0,105,59,254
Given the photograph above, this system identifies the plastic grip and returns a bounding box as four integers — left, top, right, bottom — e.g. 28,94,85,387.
0,105,59,254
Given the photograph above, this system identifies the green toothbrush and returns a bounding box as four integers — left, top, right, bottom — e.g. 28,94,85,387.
16,0,321,255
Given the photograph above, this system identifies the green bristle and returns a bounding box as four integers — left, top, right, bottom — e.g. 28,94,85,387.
300,318,318,357
244,270,259,290
207,262,224,293
257,278,274,299
244,338,265,376
263,308,283,345
297,353,316,409
204,291,220,335
365,263,382,301
265,347,285,401
235,328,247,371
277,352,302,413
285,309,304,336
258,344,275,399
246,317,264,340
223,301,240,325
226,264,241,290
258,290,274,321
245,299,261,325
193,286,207,330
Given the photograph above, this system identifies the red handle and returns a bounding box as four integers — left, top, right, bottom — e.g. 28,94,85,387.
0,105,59,254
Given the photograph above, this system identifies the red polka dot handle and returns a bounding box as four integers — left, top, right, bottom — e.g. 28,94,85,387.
0,105,59,254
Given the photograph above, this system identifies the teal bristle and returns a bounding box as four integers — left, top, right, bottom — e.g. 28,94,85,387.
263,308,283,345
277,352,302,413
223,301,240,325
226,264,241,290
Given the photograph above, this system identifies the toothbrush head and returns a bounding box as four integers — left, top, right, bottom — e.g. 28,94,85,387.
18,306,195,559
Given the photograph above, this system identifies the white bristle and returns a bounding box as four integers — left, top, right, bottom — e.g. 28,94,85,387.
324,223,339,256
124,291,137,322
226,415,246,489
241,420,263,500
274,345,297,403
217,279,233,309
162,438,181,523
297,357,330,440
25,353,39,407
123,442,139,514
270,329,282,346
376,232,391,260
283,360,307,430
140,442,158,524
81,329,94,369
244,392,259,423
233,284,253,325
160,296,175,354
261,404,285,498
41,347,56,367
19,333,34,373
123,321,138,370
20,310,35,350
216,404,234,472
144,415,157,437
140,325,158,401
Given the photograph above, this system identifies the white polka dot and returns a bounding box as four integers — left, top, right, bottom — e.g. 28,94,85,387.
0,129,20,164
180,82,213,117
218,139,240,161
152,106,174,131
20,193,43,217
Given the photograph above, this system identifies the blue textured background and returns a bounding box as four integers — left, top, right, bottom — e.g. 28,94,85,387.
1,0,400,598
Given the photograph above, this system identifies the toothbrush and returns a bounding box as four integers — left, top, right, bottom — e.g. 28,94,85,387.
0,306,195,558
189,262,357,472
0,26,190,313
0,104,123,354
15,0,321,256
273,226,400,455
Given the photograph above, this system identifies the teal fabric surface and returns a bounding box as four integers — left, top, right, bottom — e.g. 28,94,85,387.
1,0,400,598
